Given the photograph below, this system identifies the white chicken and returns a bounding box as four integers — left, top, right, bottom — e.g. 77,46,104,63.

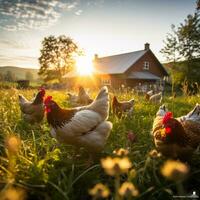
67,86,93,106
149,92,162,104
67,92,79,106
145,90,154,100
44,87,112,159
77,86,93,105
18,89,45,123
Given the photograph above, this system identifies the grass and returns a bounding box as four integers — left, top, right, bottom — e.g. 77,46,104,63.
0,88,200,200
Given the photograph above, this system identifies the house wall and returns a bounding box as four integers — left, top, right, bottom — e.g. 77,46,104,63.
125,50,166,77
97,50,166,88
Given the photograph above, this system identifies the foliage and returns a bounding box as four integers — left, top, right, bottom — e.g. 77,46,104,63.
0,88,200,200
25,71,34,81
160,25,180,63
4,70,16,82
0,81,17,89
38,35,80,83
177,13,200,61
161,3,200,84
160,25,179,94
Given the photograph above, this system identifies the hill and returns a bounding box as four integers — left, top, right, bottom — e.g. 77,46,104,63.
0,66,39,80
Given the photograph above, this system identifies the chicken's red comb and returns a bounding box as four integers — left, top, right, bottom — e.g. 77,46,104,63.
44,96,52,105
162,112,173,124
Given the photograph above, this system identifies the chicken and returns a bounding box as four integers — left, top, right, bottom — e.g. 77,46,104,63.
18,89,45,123
145,90,154,100
177,103,200,123
152,104,200,160
44,86,112,159
149,92,162,103
67,92,79,106
77,86,93,105
112,96,134,118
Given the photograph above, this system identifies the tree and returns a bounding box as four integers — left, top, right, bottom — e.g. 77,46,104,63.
0,72,4,81
25,71,34,81
4,71,16,82
161,2,200,84
177,13,200,80
38,35,80,83
178,13,200,60
160,25,180,62
160,25,180,94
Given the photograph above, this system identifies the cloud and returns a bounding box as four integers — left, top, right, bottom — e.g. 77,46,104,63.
67,2,78,10
0,0,109,31
75,9,83,16
0,0,79,31
0,39,30,49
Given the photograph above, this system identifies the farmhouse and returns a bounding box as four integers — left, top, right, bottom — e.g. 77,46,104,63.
65,43,168,89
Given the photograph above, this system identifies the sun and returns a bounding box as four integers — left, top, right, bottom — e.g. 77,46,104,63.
76,55,93,76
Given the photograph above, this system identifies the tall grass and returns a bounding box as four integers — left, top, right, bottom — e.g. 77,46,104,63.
0,88,199,200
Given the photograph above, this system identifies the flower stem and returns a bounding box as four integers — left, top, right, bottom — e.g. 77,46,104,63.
114,174,121,200
176,181,185,200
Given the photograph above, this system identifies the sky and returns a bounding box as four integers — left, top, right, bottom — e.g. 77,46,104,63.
0,0,197,68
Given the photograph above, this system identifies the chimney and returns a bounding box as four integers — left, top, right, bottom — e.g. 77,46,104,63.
144,43,150,50
94,54,98,60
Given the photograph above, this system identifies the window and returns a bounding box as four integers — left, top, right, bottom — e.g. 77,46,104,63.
143,61,150,70
101,78,111,86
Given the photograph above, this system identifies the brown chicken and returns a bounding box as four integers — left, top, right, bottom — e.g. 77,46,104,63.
18,89,45,123
44,87,112,160
152,104,200,160
77,86,93,105
112,96,134,118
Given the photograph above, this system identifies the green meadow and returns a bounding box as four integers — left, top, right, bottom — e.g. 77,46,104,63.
0,88,199,200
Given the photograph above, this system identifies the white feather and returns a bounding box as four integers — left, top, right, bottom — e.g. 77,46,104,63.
177,103,200,123
82,86,109,120
19,94,30,105
57,110,102,137
156,104,168,117
149,92,162,103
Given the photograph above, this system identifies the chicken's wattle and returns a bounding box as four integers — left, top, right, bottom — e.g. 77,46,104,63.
45,107,51,113
165,127,172,134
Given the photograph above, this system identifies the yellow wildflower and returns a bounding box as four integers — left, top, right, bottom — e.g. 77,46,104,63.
119,182,139,197
161,160,189,181
113,148,129,156
89,183,110,198
101,157,132,176
149,149,161,158
129,169,137,179
5,136,21,154
0,186,26,200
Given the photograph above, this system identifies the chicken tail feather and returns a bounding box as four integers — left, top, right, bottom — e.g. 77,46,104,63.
18,94,28,105
84,86,109,120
